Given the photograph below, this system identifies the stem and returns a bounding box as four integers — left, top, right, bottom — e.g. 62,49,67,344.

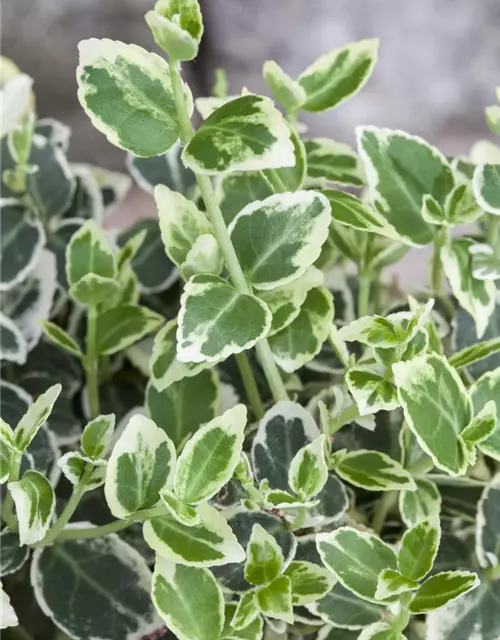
391,591,412,633
1,452,22,531
168,59,288,402
55,505,167,541
40,464,94,546
357,270,371,317
484,564,500,582
371,491,397,534
234,353,265,419
328,324,350,368
487,214,500,250
84,306,100,419
265,169,287,193
431,227,446,298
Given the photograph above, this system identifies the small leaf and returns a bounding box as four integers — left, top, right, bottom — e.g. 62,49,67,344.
244,523,284,586
298,39,378,113
399,478,441,529
398,520,440,582
393,353,472,476
217,171,273,225
256,576,294,624
421,194,445,225
469,243,500,281
145,0,203,61
305,138,365,187
0,581,18,629
461,401,496,445
104,414,176,519
41,322,82,357
228,190,331,290
263,60,306,110
284,560,334,605
174,404,246,505
81,414,115,459
180,234,223,279
96,304,163,355
160,490,201,526
333,450,416,492
77,38,191,157
476,480,500,569
152,558,224,640
231,591,261,631
9,470,55,545
358,622,405,640
57,452,106,491
66,220,116,288
449,336,500,370
473,163,500,215
14,383,61,451
346,367,399,416
409,571,480,614
374,568,419,601
182,94,295,175
317,527,398,603
288,435,328,499
444,183,483,226
470,369,500,461
143,502,245,567
177,275,271,363
128,140,196,194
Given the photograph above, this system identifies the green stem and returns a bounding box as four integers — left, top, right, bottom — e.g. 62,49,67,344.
484,564,500,582
371,490,397,534
234,352,265,419
55,505,167,541
431,228,446,298
391,591,412,633
84,306,100,419
265,169,287,193
357,270,371,317
39,464,95,546
487,214,500,250
168,59,288,403
1,452,22,531
328,324,350,368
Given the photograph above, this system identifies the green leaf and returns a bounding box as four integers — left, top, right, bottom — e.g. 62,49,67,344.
256,575,294,624
180,234,223,279
160,489,200,526
312,581,385,629
177,275,271,363
444,183,483,226
14,383,61,451
473,163,500,214
0,530,29,576
358,622,405,640
8,470,55,545
216,171,273,225
288,435,328,499
32,536,162,640
461,401,496,445
228,190,331,290
69,273,120,306
182,94,295,175
0,419,16,484
298,39,379,113
470,369,500,461
393,353,472,475
374,569,419,601
264,488,313,509
263,60,306,110
66,219,116,288
441,238,496,338
96,304,163,355
258,267,324,336
174,404,246,504
449,336,500,370
421,193,445,225
104,414,176,518
469,243,500,281
0,312,27,364
41,322,82,358
81,414,115,459
284,560,334,605
128,141,196,194
357,127,454,246
231,592,261,631
152,558,224,640
155,184,213,269
409,571,480,614
399,478,441,529
333,450,416,492
244,523,284,586
146,370,219,447
77,38,190,157
317,527,398,604
305,138,365,188
145,0,203,61
476,480,500,569
268,286,333,372
57,452,106,491
143,502,245,567
346,367,399,416
398,520,440,582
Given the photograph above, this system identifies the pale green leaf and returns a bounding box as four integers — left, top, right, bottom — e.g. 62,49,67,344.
244,523,284,586
77,38,191,157
0,530,29,577
333,449,416,492
152,558,224,640
159,490,200,526
41,322,82,358
469,243,500,281
14,383,61,451
476,480,500,569
449,336,500,370
374,568,419,601
96,304,163,355
174,404,246,505
81,414,115,459
231,591,261,631
358,622,405,640
284,560,334,605
143,502,245,567
65,219,116,288
57,452,106,491
317,527,398,604
69,273,120,307
461,401,496,445
180,233,223,279
104,414,176,518
263,60,306,110
444,183,483,226
9,470,55,545
228,190,331,290
470,369,500,461
182,94,295,175
0,312,27,365
393,354,472,475
216,171,273,225
288,435,328,499
305,138,365,188
473,163,500,215
145,0,203,61
298,39,379,113
398,520,440,582
409,571,480,614
399,478,441,529
256,575,294,624
421,194,445,225
346,366,399,416
177,275,271,363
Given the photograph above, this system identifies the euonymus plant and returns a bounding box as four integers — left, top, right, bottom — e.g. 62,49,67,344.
1,2,500,639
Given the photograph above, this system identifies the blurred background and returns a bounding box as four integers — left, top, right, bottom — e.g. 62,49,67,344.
3,0,500,284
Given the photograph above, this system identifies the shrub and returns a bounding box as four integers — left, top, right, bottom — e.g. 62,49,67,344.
1,2,500,639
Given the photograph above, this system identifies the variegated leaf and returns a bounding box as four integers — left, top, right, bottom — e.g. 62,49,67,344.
9,470,55,545
473,163,500,215
305,138,365,187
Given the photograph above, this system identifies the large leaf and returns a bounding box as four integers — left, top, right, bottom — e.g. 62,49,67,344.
9,470,55,545
104,414,176,518
77,38,190,157
174,404,246,505
31,535,162,640
357,127,454,246
229,190,331,290
298,40,379,113
152,558,224,640
409,571,479,614
305,138,365,188
473,163,500,214
393,354,472,475
182,94,295,174
95,304,163,355
177,275,271,363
